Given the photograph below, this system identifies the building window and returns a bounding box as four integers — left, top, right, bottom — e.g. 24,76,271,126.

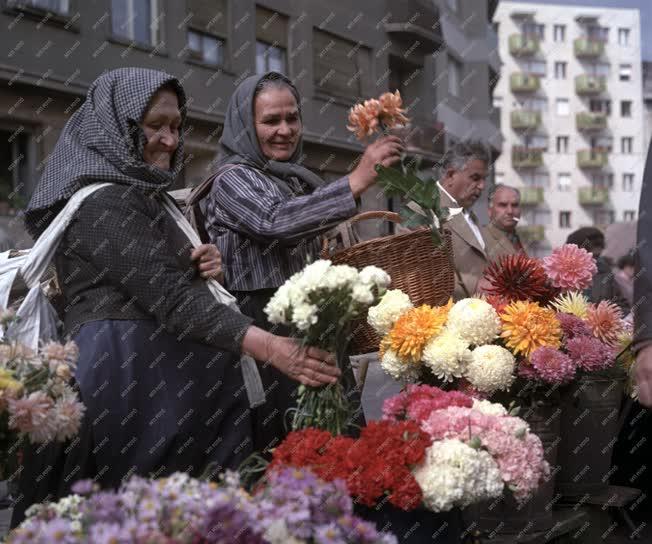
621,137,633,154
556,98,569,116
619,64,632,81
8,0,70,15
621,100,632,117
553,24,566,42
554,62,567,80
187,30,224,65
592,173,613,188
313,29,370,98
523,22,545,40
446,0,458,12
624,210,636,221
111,0,161,45
623,173,635,191
256,6,288,75
618,28,630,46
0,128,32,213
523,97,548,112
559,211,571,229
185,1,227,66
587,25,609,42
556,136,569,153
594,210,615,225
590,99,611,116
448,57,461,97
557,173,571,191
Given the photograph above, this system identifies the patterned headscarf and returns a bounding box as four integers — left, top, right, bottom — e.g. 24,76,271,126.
216,71,324,196
24,67,187,238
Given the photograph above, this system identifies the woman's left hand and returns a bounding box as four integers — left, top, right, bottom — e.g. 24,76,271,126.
191,244,224,282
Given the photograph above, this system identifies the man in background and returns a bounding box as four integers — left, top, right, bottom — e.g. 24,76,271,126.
437,140,490,300
482,184,525,262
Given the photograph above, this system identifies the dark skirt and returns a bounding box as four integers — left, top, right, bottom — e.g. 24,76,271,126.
12,319,252,527
233,289,365,454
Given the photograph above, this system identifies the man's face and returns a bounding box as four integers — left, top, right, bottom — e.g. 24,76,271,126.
489,187,521,232
443,159,487,209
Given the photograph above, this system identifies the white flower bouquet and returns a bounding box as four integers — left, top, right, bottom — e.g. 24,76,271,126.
265,260,390,434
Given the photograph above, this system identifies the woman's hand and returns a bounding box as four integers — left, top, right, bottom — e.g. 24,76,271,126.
348,135,404,198
191,244,224,283
242,327,341,387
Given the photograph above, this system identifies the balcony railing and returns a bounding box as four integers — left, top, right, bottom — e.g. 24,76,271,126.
519,187,544,206
576,111,607,131
511,110,541,130
512,147,544,169
510,72,540,93
575,74,606,95
574,37,605,58
517,224,545,243
578,186,610,205
577,149,609,169
509,33,539,56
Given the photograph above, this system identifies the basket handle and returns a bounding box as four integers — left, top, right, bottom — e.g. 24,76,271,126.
321,211,403,257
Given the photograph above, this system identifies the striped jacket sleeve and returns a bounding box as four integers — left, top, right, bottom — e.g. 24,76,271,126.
209,166,357,245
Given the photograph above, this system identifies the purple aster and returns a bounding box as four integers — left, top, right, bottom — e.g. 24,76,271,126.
201,503,264,544
314,522,345,544
71,479,96,496
82,491,126,525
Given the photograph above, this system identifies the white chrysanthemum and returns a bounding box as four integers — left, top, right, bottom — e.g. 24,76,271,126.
380,349,419,381
422,332,471,382
296,260,332,292
359,266,391,289
264,286,292,324
466,345,516,393
323,264,359,290
413,439,504,512
352,283,375,305
447,298,500,346
472,398,508,417
291,303,319,331
367,290,414,335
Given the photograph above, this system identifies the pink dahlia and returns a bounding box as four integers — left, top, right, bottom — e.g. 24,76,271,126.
53,390,85,441
382,384,472,422
566,336,614,372
530,347,576,384
542,244,597,291
556,313,592,339
8,391,57,443
586,301,624,346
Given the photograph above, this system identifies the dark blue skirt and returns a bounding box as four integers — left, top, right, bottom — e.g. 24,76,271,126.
12,319,253,526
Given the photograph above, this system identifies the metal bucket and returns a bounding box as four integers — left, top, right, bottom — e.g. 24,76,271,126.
556,377,624,498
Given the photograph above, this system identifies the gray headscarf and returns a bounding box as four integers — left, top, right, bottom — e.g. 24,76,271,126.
216,71,324,195
24,67,187,238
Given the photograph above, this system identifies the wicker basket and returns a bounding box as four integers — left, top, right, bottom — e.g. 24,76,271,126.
322,211,455,355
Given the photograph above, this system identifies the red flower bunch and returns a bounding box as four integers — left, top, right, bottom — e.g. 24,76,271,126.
268,421,430,510
382,384,473,422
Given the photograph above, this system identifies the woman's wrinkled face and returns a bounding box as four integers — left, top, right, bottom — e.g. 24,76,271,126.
141,88,182,170
254,86,301,161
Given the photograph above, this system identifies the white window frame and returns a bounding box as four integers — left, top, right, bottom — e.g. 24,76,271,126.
556,136,569,153
622,173,634,192
556,98,570,116
621,137,633,154
559,211,571,229
557,173,571,191
112,0,159,45
553,24,565,42
618,28,630,46
619,64,632,81
188,29,224,66
256,41,287,74
554,61,567,80
624,210,636,221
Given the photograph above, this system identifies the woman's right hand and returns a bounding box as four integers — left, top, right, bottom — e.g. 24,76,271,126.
242,327,341,386
348,135,404,198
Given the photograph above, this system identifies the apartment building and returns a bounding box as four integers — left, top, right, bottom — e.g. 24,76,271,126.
494,2,644,255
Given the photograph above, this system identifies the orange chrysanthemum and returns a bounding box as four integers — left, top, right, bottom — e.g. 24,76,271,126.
347,91,409,140
500,300,562,357
586,301,623,346
383,302,452,363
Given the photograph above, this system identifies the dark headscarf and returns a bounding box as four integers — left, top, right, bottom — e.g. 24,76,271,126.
216,71,324,195
24,67,187,238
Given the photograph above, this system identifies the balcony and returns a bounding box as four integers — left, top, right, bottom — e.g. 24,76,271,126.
510,72,540,93
578,186,610,205
384,0,442,53
576,112,607,131
512,147,544,169
519,187,544,206
577,149,609,169
575,74,606,95
517,224,545,243
574,37,605,58
511,110,541,130
509,34,539,56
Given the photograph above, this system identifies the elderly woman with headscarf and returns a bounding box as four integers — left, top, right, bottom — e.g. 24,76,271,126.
200,72,403,452
12,68,340,524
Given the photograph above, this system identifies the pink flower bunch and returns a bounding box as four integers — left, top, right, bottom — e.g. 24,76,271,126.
382,384,473,422
542,244,597,292
421,407,549,502
556,313,592,339
529,347,576,384
565,335,614,372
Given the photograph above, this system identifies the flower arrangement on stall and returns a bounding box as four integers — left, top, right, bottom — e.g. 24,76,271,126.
346,91,455,245
264,260,390,434
0,310,84,479
268,385,548,514
8,468,397,544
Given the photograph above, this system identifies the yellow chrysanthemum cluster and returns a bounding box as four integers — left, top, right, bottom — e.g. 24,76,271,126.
500,301,562,357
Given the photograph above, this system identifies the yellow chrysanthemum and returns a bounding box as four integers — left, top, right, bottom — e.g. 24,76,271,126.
500,300,562,357
0,368,22,396
384,302,452,363
550,291,590,319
